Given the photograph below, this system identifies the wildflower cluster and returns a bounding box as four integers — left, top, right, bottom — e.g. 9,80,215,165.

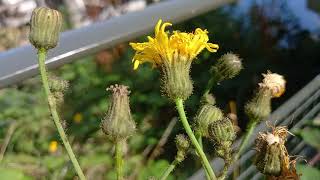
26,6,298,180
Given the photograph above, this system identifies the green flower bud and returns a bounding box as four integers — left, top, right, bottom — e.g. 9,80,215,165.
101,84,136,142
175,134,190,152
175,134,190,162
161,53,193,100
255,133,284,176
245,88,272,122
29,7,62,50
49,76,69,93
211,53,242,82
194,100,223,137
208,117,236,146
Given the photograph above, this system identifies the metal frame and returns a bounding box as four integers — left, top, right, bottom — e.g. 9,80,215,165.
0,0,235,89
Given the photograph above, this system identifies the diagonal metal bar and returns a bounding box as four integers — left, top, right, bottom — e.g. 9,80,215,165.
0,0,235,89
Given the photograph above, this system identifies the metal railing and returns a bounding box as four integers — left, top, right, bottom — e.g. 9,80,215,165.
0,0,235,89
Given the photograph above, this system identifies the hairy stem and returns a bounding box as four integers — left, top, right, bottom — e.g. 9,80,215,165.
115,141,124,180
234,121,258,161
175,98,216,180
160,159,179,180
37,48,86,180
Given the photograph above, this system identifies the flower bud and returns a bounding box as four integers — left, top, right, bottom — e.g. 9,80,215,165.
200,93,216,105
161,52,193,100
259,71,286,98
211,53,242,82
208,117,236,146
175,134,190,162
194,97,223,137
175,134,190,152
29,7,62,50
101,84,136,142
245,88,272,122
48,76,69,106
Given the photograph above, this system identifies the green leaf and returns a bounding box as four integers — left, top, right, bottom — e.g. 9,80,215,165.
299,128,320,150
297,164,320,180
0,168,33,180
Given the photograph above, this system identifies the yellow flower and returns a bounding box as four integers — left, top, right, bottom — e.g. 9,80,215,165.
73,113,83,123
49,140,58,153
130,19,219,70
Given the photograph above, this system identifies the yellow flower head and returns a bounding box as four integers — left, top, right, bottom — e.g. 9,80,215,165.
73,113,83,123
49,140,58,153
130,19,219,70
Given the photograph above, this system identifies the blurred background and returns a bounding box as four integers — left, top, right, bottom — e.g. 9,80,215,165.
0,0,319,179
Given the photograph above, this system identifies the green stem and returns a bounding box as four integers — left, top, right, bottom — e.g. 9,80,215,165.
115,141,123,180
197,134,210,180
175,98,216,180
160,159,179,180
37,48,86,180
234,121,258,161
204,75,219,96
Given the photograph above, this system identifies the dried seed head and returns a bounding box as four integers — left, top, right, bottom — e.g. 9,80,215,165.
211,53,243,82
245,88,272,122
29,7,62,50
101,84,136,142
259,71,286,98
194,102,223,137
254,127,291,177
161,53,193,101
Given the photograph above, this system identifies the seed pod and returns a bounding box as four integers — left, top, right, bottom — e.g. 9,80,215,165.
101,84,136,142
208,117,236,145
161,52,193,100
194,103,223,137
29,7,62,50
211,53,243,82
245,88,272,122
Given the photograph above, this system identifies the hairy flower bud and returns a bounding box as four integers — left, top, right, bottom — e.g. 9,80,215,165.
194,95,223,137
101,84,136,142
29,7,62,50
245,88,272,122
259,71,286,98
48,76,69,106
161,52,193,100
209,117,235,159
209,117,236,145
175,134,190,162
211,53,242,82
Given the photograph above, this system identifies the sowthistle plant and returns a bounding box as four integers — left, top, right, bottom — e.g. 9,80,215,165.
26,6,297,180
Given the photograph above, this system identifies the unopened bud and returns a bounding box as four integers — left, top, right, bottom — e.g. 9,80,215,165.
209,117,236,146
175,134,190,162
29,7,62,50
194,99,223,137
101,84,136,142
211,53,242,82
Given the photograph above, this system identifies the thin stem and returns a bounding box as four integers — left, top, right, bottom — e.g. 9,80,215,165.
115,141,123,180
197,134,210,180
0,121,18,163
37,48,86,180
160,159,179,180
175,98,216,180
203,74,219,96
234,121,258,161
